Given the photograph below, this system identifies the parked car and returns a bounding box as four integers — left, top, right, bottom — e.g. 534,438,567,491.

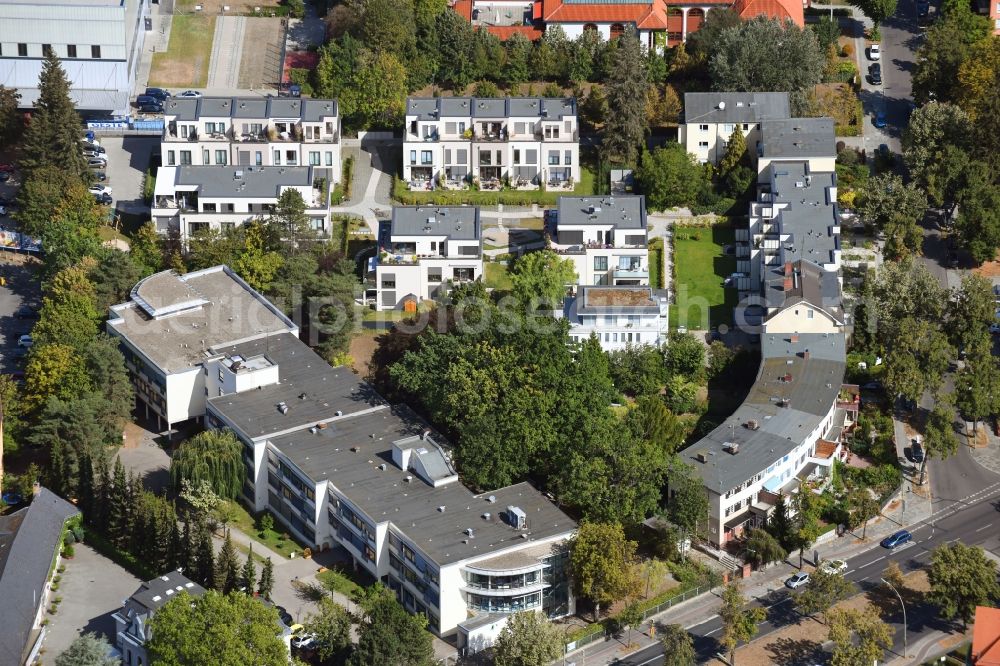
138,102,164,114
869,44,881,60
785,572,810,589
880,530,912,549
80,136,101,148
911,439,925,463
870,63,882,85
81,142,105,154
177,90,202,98
874,111,887,128
819,559,848,575
15,305,40,320
989,322,1000,334
88,184,112,196
0,205,5,216
94,192,112,205
82,149,103,159
144,87,171,102
291,633,316,650
274,606,293,627
91,171,107,181
0,163,15,173
87,158,108,169
17,334,33,348
135,94,160,108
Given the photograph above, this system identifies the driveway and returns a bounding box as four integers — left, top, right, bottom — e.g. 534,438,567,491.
40,544,141,664
101,136,158,222
0,260,41,375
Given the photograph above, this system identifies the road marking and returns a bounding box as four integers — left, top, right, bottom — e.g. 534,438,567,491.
764,598,791,609
870,556,886,565
857,576,869,582
947,538,960,544
976,523,993,532
706,627,720,636
845,569,855,575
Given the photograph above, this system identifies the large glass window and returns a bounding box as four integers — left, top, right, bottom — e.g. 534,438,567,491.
594,256,608,271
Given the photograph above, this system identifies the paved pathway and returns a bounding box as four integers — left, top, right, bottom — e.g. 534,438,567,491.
207,15,247,90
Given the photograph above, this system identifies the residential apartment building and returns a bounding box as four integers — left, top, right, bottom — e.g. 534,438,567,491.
403,97,578,190
451,0,804,49
0,488,80,666
756,117,836,182
114,572,208,666
373,206,483,310
548,195,649,287
562,285,668,350
113,267,578,652
0,0,149,117
152,165,332,242
107,266,298,433
153,96,340,239
678,92,791,165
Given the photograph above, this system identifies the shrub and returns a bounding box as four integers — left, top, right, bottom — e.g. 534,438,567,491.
285,0,305,17
840,43,853,57
142,169,156,205
62,543,75,558
287,68,314,97
72,525,84,542
64,531,76,546
257,512,275,533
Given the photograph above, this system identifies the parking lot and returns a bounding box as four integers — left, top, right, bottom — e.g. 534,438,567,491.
98,136,159,222
0,260,41,375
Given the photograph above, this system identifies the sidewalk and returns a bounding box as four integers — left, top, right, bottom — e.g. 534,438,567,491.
567,482,935,664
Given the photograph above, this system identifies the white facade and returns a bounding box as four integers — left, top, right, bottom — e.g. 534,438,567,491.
563,286,668,350
403,97,579,190
374,207,484,310
678,119,762,165
0,0,148,116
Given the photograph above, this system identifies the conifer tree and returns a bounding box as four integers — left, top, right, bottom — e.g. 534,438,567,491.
214,530,240,594
19,51,88,180
240,546,257,594
602,26,649,166
107,458,128,548
76,452,94,522
258,557,275,600
719,125,749,175
177,520,193,575
92,455,111,532
195,523,215,590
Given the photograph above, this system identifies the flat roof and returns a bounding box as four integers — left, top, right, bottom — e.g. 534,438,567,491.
169,165,314,199
767,162,840,268
390,206,481,241
208,333,383,440
108,266,296,374
406,97,577,121
163,96,338,122
557,195,646,229
269,406,576,565
581,286,659,309
688,332,845,493
759,117,836,159
682,92,790,124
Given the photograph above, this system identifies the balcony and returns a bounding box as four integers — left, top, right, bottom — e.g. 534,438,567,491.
613,266,649,280
165,127,199,141
268,125,303,142
303,130,340,144
535,129,580,142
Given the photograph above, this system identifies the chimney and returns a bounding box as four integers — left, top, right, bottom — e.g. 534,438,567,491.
784,262,793,276
783,275,793,291
790,334,799,343
802,350,811,360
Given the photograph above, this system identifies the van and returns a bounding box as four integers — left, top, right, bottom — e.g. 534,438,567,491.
135,94,159,108
144,87,171,102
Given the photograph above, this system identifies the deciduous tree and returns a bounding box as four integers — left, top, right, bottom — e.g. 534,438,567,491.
928,542,1000,628
509,250,577,309
170,430,244,499
660,623,696,666
858,173,928,260
304,597,352,661
665,463,709,543
492,611,563,666
708,17,824,95
947,274,996,352
902,102,972,208
883,317,953,404
848,0,897,30
570,522,641,620
55,632,117,666
827,606,893,666
847,488,880,539
719,581,766,665
636,144,706,210
795,568,855,622
348,584,435,666
743,528,786,569
148,591,288,666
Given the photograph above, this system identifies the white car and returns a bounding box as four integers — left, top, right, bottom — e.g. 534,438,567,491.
291,633,316,650
869,44,881,60
785,572,810,589
17,334,33,348
820,559,848,575
178,90,202,98
88,184,112,196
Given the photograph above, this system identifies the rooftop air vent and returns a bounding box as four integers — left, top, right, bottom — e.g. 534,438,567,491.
718,101,726,110
465,528,475,537
745,420,760,430
277,402,288,414
438,506,446,512
405,475,413,482
725,442,740,455
298,392,307,400
487,495,496,503
335,410,343,417
234,170,244,180
695,451,709,463
483,512,491,521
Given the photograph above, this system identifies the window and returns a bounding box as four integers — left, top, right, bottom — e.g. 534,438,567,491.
807,309,814,319
167,151,175,166
564,150,572,165
513,149,520,165
18,43,27,57
421,150,432,165
309,151,320,166
743,123,750,131
594,256,607,271
42,44,52,56
698,124,709,131
203,203,217,212
723,123,734,134
255,151,262,166
548,152,559,165
544,126,559,139
180,151,192,165
202,149,210,163
215,150,227,165
698,141,709,147
409,150,417,165
273,150,281,165
325,151,333,166
91,45,101,58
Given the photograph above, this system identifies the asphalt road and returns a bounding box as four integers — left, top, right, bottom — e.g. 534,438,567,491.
616,481,1000,666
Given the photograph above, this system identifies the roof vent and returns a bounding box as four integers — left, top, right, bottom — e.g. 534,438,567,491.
234,170,244,180
695,451,709,463
506,506,527,530
745,420,760,430
487,495,496,503
378,463,386,471
718,101,726,110
350,446,360,453
438,505,446,512
310,426,319,434
298,392,307,400
725,442,740,455
483,512,491,521
405,475,413,482
335,410,343,417
465,528,475,537
421,430,431,440
277,402,289,414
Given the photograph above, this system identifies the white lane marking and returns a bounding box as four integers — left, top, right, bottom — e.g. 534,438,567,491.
706,627,721,636
976,523,993,532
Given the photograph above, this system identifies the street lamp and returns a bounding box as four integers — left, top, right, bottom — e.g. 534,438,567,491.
880,577,907,658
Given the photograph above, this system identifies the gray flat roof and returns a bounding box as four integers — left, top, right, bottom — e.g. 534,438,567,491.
574,286,665,315
208,333,383,440
768,162,840,267
683,92,790,125
0,488,79,666
759,118,836,159
108,266,296,374
126,571,206,615
688,332,846,493
557,195,646,229
269,406,576,565
406,97,577,121
390,206,481,241
173,165,314,199
164,96,338,122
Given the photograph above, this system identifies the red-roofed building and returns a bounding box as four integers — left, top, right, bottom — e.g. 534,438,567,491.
452,0,805,48
973,606,1000,666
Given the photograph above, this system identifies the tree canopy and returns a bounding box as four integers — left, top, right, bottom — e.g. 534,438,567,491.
570,521,641,619
492,611,564,666
709,17,824,96
928,542,1000,627
348,584,436,666
636,144,706,210
170,429,245,499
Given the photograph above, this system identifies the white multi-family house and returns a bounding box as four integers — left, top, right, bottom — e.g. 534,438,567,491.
549,195,649,287
152,164,332,242
106,266,298,433
678,92,791,165
113,572,208,666
755,117,836,183
562,285,668,350
373,206,483,311
403,97,579,190
153,96,340,240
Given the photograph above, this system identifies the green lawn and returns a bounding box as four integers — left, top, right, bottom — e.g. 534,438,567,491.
392,167,596,206
670,224,737,330
484,262,513,291
224,501,304,557
316,568,366,599
149,15,216,88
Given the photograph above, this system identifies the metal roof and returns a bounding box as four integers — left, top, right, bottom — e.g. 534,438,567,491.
163,96,338,122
